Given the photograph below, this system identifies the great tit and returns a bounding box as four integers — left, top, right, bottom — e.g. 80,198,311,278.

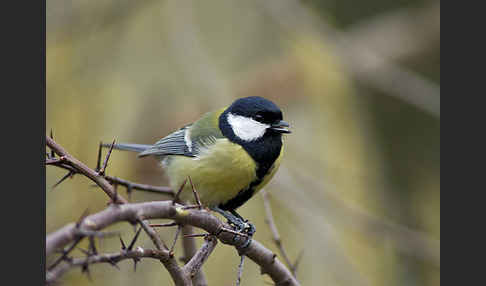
108,96,290,244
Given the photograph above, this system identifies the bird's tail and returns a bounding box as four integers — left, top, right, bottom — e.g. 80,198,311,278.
102,143,153,153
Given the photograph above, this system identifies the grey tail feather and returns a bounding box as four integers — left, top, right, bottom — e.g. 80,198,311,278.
102,143,153,153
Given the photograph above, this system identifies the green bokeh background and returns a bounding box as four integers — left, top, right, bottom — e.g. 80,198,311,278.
46,1,440,285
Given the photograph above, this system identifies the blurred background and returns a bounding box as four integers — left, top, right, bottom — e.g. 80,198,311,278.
46,0,440,285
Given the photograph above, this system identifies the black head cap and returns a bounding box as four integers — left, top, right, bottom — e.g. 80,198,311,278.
226,96,283,124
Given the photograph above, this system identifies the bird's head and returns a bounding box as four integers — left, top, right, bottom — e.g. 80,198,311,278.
220,96,291,142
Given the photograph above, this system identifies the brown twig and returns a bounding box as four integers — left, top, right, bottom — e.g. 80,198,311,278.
170,225,183,257
182,235,218,279
98,139,115,176
46,136,127,204
181,225,209,285
105,175,174,197
236,255,245,286
262,190,297,278
46,247,173,284
188,176,202,209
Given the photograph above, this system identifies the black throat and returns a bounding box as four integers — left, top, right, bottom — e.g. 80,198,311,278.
218,111,283,210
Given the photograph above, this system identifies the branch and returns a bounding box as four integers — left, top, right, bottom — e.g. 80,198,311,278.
46,200,300,285
46,247,168,284
182,235,218,280
181,225,209,285
105,175,175,197
46,136,127,204
262,190,299,278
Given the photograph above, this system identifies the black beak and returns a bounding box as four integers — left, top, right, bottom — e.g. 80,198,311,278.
270,120,291,134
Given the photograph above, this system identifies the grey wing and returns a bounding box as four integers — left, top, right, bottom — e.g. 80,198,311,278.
138,125,195,158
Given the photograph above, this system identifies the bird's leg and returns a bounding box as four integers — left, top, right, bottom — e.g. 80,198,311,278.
211,207,255,248
230,210,255,237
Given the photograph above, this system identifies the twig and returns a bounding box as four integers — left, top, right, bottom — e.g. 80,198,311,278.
183,235,218,279
46,247,173,284
236,255,245,286
98,139,116,176
188,176,202,209
181,225,209,285
104,175,174,197
170,225,182,257
173,178,188,205
46,136,127,204
262,190,297,277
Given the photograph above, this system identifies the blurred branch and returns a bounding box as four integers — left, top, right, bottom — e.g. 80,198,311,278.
259,0,440,117
262,190,299,278
181,225,209,286
46,136,300,286
344,3,440,62
277,167,440,266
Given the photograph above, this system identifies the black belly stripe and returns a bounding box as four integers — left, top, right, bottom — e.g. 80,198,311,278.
218,161,277,211
218,178,262,211
218,110,283,210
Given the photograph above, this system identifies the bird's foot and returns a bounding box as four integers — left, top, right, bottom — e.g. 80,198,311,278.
211,207,256,248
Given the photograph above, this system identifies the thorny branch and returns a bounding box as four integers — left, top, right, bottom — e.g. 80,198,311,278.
46,135,300,286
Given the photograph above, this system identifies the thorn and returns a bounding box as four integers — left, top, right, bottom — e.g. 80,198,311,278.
292,249,304,275
119,236,127,250
48,238,82,270
271,253,277,263
127,227,142,251
188,176,202,209
126,184,132,202
133,257,140,272
150,222,178,228
183,233,208,238
173,179,188,205
78,248,91,256
108,258,120,270
98,139,115,176
89,236,97,255
81,263,92,281
181,205,202,210
220,227,249,238
169,225,182,257
96,142,102,172
51,170,74,189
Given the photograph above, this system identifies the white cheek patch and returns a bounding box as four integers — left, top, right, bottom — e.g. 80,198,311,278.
227,113,269,141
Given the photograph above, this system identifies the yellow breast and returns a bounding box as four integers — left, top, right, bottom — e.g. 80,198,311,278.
164,138,258,207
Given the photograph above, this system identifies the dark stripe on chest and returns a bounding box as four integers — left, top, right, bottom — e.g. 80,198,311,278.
218,110,283,210
218,150,280,211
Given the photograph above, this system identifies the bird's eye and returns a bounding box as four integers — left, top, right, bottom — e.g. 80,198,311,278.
255,114,264,121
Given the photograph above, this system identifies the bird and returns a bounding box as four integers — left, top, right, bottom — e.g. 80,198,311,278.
106,96,291,246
